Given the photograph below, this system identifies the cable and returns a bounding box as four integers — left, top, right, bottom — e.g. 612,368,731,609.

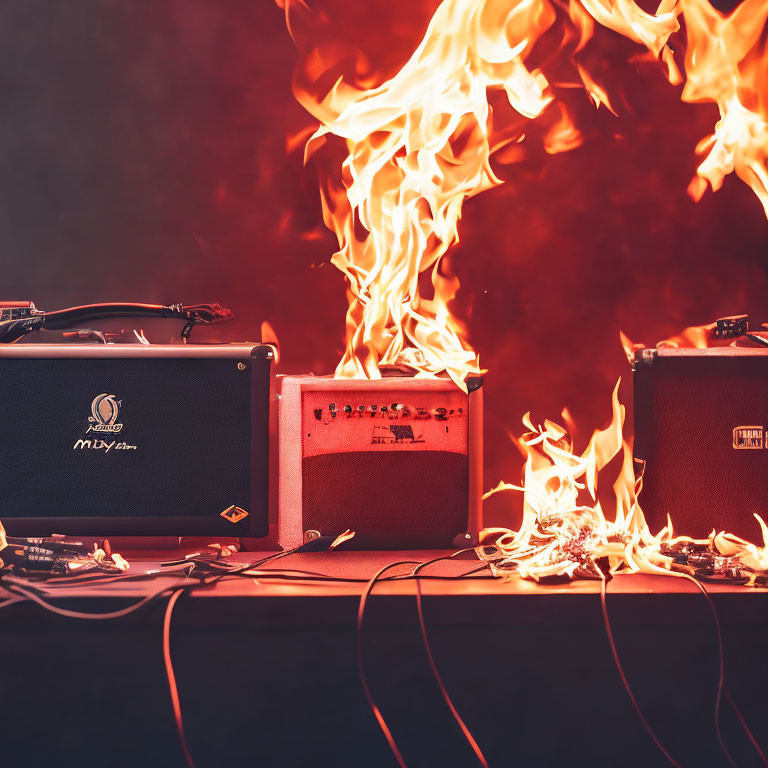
198,547,305,588
16,563,194,590
216,562,493,584
2,570,199,767
357,560,420,768
675,574,737,768
1,580,175,620
681,575,768,768
163,589,196,768
351,554,489,768
412,554,489,768
6,547,766,768
602,568,766,768
600,576,682,768
156,552,491,768
724,689,768,768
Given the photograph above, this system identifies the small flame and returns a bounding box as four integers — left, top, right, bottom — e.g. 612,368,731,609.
620,314,762,356
330,529,356,549
577,64,618,115
207,543,238,558
261,320,281,364
0,519,6,551
111,553,130,571
619,329,645,364
93,546,130,572
621,320,716,356
712,517,768,574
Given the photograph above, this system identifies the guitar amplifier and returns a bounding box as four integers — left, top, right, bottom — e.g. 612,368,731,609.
278,375,483,549
634,347,768,542
0,343,273,537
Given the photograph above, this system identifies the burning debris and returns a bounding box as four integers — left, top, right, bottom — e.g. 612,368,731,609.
0,521,129,576
285,0,768,386
481,380,768,586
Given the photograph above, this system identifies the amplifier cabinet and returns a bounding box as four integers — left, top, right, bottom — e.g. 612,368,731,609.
0,344,273,537
634,347,768,541
278,375,483,549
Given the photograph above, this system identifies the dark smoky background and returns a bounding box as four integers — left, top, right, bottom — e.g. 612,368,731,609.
0,0,765,528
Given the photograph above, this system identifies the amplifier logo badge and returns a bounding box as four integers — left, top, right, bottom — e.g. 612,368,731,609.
733,426,764,450
371,424,425,445
87,394,123,434
220,505,249,523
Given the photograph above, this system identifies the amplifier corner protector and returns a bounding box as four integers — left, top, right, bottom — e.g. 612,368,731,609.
220,505,249,523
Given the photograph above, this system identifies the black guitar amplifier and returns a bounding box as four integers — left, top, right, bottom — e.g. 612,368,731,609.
0,344,273,537
634,347,768,542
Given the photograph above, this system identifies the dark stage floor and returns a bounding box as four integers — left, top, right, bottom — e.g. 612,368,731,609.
1,550,767,767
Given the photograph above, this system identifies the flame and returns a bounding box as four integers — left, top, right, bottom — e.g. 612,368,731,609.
261,320,281,364
285,0,768,384
620,314,764,358
0,519,6,551
110,553,130,571
330,529,356,549
681,0,768,216
93,546,131,572
629,320,716,353
483,381,768,585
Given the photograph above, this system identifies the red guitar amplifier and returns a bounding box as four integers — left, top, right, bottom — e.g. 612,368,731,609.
634,347,768,542
278,375,483,549
0,343,273,537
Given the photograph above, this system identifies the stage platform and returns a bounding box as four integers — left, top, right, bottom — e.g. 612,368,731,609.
1,549,767,767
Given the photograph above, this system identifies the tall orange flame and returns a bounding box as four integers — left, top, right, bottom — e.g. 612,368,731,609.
285,0,768,384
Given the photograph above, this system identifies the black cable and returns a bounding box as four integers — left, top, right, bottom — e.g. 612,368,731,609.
228,570,497,584
163,589,196,768
411,552,489,767
42,303,177,329
602,569,767,768
40,302,232,329
18,562,195,589
724,690,768,768
0,557,491,598
0,549,489,768
211,558,491,584
198,547,305,587
681,575,768,768
352,554,490,768
676,574,737,768
1,576,180,620
157,551,489,768
600,575,683,767
357,560,420,768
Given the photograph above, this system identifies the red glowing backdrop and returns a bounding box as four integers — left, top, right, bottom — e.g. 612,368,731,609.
1,0,765,527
